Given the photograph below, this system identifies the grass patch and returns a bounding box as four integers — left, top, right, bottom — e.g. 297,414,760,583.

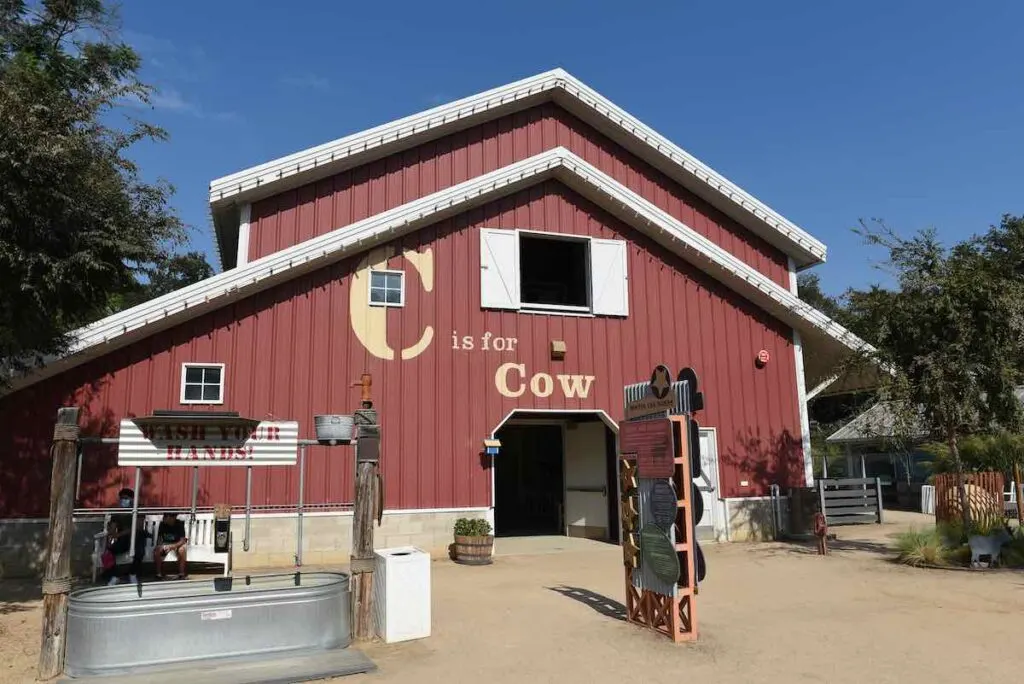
898,522,1024,569
896,528,949,566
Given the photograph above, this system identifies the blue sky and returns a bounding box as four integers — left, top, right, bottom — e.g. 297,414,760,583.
118,1,1024,295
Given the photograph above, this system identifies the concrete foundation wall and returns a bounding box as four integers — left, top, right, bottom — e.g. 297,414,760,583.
724,497,789,541
0,497,798,577
0,509,487,579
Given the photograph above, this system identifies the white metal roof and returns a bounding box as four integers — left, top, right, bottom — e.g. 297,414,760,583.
207,68,828,270
827,387,1024,445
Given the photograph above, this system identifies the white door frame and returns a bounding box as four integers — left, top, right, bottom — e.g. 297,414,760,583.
697,427,727,542
488,409,619,542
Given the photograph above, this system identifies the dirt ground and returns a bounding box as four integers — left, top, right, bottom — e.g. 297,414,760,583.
3,511,1022,684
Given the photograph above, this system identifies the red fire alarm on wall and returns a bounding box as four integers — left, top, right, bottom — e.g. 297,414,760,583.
755,349,770,368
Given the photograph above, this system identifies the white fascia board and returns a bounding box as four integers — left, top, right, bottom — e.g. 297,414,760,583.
208,70,565,204
549,155,872,357
13,147,864,394
208,68,826,267
551,77,826,265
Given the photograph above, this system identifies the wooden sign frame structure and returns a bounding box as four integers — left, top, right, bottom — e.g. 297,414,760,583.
620,414,698,643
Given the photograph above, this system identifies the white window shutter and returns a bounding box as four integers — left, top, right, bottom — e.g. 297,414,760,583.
590,238,629,317
480,229,520,310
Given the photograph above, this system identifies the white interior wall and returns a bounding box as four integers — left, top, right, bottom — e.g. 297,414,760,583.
563,421,609,534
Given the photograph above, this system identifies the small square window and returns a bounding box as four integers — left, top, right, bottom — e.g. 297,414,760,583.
368,270,404,307
181,363,225,405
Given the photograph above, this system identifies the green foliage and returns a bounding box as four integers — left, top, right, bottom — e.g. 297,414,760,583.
937,518,1006,544
0,0,185,379
1003,528,1024,567
106,251,214,314
922,432,1024,476
838,219,1024,525
897,524,1024,568
895,528,949,566
453,517,492,537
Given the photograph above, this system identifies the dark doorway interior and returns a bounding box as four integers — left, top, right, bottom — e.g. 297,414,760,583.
495,424,565,536
604,426,621,544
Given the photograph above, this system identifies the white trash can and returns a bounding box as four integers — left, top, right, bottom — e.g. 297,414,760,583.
921,485,935,515
372,546,431,643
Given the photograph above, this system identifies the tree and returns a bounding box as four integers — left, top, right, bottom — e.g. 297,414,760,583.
106,251,215,313
850,219,1024,530
796,272,845,322
0,0,184,380
921,432,1024,478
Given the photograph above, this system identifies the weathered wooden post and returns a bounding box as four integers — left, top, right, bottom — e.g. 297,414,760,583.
38,407,81,680
350,374,381,641
1014,463,1024,526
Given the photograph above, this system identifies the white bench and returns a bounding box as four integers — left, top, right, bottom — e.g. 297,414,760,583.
91,513,230,582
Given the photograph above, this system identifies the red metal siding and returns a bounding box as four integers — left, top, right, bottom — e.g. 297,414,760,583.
249,104,792,288
0,182,802,518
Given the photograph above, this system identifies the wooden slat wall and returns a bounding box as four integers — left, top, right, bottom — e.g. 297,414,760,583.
933,471,1005,528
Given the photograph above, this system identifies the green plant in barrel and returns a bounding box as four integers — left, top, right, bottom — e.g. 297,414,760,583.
452,517,494,565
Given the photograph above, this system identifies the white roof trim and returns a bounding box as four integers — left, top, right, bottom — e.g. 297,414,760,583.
12,148,866,394
208,68,826,267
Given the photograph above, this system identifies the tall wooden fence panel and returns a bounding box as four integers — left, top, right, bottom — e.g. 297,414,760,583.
933,471,1005,528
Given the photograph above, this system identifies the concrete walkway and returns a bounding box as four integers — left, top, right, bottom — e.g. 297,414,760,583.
493,535,615,556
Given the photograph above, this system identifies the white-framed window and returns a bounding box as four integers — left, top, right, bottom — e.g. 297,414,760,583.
368,270,405,307
180,363,225,405
479,228,629,317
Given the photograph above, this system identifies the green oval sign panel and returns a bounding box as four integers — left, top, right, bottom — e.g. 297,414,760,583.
639,525,679,586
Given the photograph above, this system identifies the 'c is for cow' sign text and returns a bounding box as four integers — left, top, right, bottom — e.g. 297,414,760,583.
453,330,596,400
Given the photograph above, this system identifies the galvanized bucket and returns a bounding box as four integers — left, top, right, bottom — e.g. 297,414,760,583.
314,414,354,444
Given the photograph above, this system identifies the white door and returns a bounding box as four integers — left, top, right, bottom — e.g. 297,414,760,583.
563,422,609,539
696,429,722,541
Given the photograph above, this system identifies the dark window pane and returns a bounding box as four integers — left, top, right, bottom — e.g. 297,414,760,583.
519,236,589,307
202,385,221,401
184,385,202,401
370,272,387,289
385,273,402,290
204,366,221,384
385,289,401,304
370,289,386,303
185,367,203,383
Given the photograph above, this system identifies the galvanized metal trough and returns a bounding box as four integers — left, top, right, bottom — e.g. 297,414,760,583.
65,572,351,678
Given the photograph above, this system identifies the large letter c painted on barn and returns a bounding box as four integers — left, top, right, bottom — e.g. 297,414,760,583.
349,246,434,361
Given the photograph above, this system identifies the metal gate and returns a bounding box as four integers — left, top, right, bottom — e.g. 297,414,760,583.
817,477,884,526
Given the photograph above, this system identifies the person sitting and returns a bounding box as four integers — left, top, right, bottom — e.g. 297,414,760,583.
154,512,189,580
101,488,147,586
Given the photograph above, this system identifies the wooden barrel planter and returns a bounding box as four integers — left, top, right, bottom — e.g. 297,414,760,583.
453,535,494,565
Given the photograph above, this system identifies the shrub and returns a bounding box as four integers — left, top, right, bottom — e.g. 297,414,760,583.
1002,528,1024,568
454,517,492,537
937,517,1006,544
896,528,949,566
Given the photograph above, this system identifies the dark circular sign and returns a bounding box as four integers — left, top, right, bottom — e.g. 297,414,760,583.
640,525,680,586
691,481,704,525
649,365,672,400
677,542,707,587
650,480,678,530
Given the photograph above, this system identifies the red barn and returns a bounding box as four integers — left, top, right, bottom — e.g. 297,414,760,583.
0,70,867,575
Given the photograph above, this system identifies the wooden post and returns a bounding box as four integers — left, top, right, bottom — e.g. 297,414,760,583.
1014,463,1024,526
350,373,381,642
817,478,827,526
875,476,885,524
38,407,80,680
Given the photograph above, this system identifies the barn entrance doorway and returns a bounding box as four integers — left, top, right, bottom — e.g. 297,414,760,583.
492,411,619,542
